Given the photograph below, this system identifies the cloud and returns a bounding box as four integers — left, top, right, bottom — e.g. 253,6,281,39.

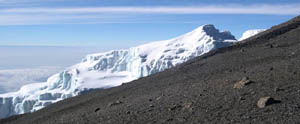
0,66,63,94
0,0,65,4
2,4,300,15
0,4,299,25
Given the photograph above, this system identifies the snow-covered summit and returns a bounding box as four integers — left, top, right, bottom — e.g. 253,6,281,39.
0,24,236,119
239,29,266,41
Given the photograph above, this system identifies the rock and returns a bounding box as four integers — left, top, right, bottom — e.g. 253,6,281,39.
182,103,193,111
241,77,249,81
166,118,173,122
108,100,123,107
168,105,182,111
274,87,284,92
94,108,100,112
233,77,252,89
148,109,154,112
291,52,295,55
239,96,245,101
115,100,122,104
183,103,192,108
257,96,277,108
274,87,280,92
155,96,161,101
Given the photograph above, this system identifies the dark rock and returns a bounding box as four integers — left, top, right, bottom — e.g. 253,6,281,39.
149,104,154,108
274,87,284,92
148,109,154,112
94,108,100,112
166,118,173,122
239,97,245,101
202,24,236,40
168,105,182,111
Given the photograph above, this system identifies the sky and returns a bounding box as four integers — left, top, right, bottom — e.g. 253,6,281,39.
0,0,299,48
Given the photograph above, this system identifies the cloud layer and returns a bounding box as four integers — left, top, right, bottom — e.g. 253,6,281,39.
0,67,63,94
0,4,299,25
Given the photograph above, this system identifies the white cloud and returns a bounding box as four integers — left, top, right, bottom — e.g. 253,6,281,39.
2,4,300,14
0,4,299,25
0,66,63,94
0,0,65,4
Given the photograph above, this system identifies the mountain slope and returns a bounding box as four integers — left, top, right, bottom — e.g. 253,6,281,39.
0,24,236,119
2,16,300,124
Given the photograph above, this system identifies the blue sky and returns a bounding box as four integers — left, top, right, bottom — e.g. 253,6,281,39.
0,0,299,48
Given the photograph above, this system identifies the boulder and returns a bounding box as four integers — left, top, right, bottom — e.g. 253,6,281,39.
257,96,276,108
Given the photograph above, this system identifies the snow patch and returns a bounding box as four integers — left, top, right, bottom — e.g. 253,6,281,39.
239,29,266,41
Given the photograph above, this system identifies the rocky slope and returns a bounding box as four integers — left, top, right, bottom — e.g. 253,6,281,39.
2,15,300,124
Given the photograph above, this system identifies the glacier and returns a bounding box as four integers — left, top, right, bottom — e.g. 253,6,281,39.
0,24,237,119
239,29,266,41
